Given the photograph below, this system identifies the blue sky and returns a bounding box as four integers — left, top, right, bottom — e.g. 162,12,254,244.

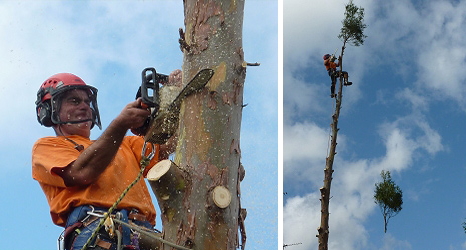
0,1,277,249
284,0,466,249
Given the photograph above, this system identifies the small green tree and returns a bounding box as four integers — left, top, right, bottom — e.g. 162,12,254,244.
374,170,403,233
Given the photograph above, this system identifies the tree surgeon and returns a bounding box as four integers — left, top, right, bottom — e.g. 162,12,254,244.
32,72,178,250
323,53,352,98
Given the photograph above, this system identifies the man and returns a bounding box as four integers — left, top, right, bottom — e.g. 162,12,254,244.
32,72,178,250
323,54,352,98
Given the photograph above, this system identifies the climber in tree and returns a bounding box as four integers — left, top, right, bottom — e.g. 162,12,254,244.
323,54,352,98
32,72,179,250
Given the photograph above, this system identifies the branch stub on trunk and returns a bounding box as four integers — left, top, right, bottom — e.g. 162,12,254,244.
147,159,172,181
212,185,232,208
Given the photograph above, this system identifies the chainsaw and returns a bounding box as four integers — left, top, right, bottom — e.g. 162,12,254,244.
330,47,339,62
133,67,214,144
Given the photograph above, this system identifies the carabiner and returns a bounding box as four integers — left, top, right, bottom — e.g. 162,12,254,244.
57,231,65,250
141,141,156,161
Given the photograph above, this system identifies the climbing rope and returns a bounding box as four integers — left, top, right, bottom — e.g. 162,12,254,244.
80,142,156,250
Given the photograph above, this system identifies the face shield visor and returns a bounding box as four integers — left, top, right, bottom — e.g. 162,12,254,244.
49,85,102,129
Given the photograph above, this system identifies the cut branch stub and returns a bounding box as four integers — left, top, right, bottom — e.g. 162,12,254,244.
238,163,245,182
147,160,186,201
147,159,172,181
212,185,232,208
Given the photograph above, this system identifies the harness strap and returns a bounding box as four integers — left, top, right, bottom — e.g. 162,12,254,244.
64,222,83,238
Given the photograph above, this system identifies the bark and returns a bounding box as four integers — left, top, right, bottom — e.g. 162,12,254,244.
384,214,388,233
148,1,246,249
317,43,346,250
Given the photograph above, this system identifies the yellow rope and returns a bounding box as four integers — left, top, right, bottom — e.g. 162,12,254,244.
80,155,151,250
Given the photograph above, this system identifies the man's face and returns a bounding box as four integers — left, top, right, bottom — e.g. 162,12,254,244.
55,89,93,137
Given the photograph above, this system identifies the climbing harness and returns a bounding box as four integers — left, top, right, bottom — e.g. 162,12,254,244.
79,141,156,250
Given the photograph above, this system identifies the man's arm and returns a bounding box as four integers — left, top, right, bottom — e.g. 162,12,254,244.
55,99,150,187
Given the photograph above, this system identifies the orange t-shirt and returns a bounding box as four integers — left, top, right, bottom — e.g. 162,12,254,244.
324,59,339,71
32,135,159,227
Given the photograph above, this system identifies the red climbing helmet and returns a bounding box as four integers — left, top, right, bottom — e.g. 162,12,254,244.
323,54,331,60
35,73,102,129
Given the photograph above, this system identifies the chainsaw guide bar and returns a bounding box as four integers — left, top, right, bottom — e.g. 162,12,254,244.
144,69,215,144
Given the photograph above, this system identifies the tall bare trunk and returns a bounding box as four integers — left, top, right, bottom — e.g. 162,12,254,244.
317,44,346,250
148,1,246,249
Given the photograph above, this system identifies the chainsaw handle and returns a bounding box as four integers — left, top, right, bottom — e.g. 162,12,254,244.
140,67,160,109
133,67,169,136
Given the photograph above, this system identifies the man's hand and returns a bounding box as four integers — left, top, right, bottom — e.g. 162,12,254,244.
167,69,182,87
115,98,151,130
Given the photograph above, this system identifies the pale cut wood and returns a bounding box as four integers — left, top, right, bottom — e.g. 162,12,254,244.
147,159,172,181
212,186,231,209
147,160,187,203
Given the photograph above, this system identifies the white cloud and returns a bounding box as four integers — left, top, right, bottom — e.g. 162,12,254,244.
283,194,321,250
284,0,346,72
417,44,466,103
283,75,328,122
283,121,341,188
284,122,329,162
364,0,466,106
395,88,429,112
284,114,444,249
415,0,466,102
0,3,91,146
380,233,412,250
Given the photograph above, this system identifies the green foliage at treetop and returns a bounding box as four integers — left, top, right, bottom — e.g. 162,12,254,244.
338,0,367,46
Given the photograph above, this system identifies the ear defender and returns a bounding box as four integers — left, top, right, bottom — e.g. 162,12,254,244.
37,101,53,127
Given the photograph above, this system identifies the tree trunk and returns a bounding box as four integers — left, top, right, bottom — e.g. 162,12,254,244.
148,1,246,249
384,214,388,233
317,44,346,250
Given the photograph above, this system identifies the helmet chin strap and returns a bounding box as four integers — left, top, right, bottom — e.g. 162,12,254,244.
56,119,93,126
